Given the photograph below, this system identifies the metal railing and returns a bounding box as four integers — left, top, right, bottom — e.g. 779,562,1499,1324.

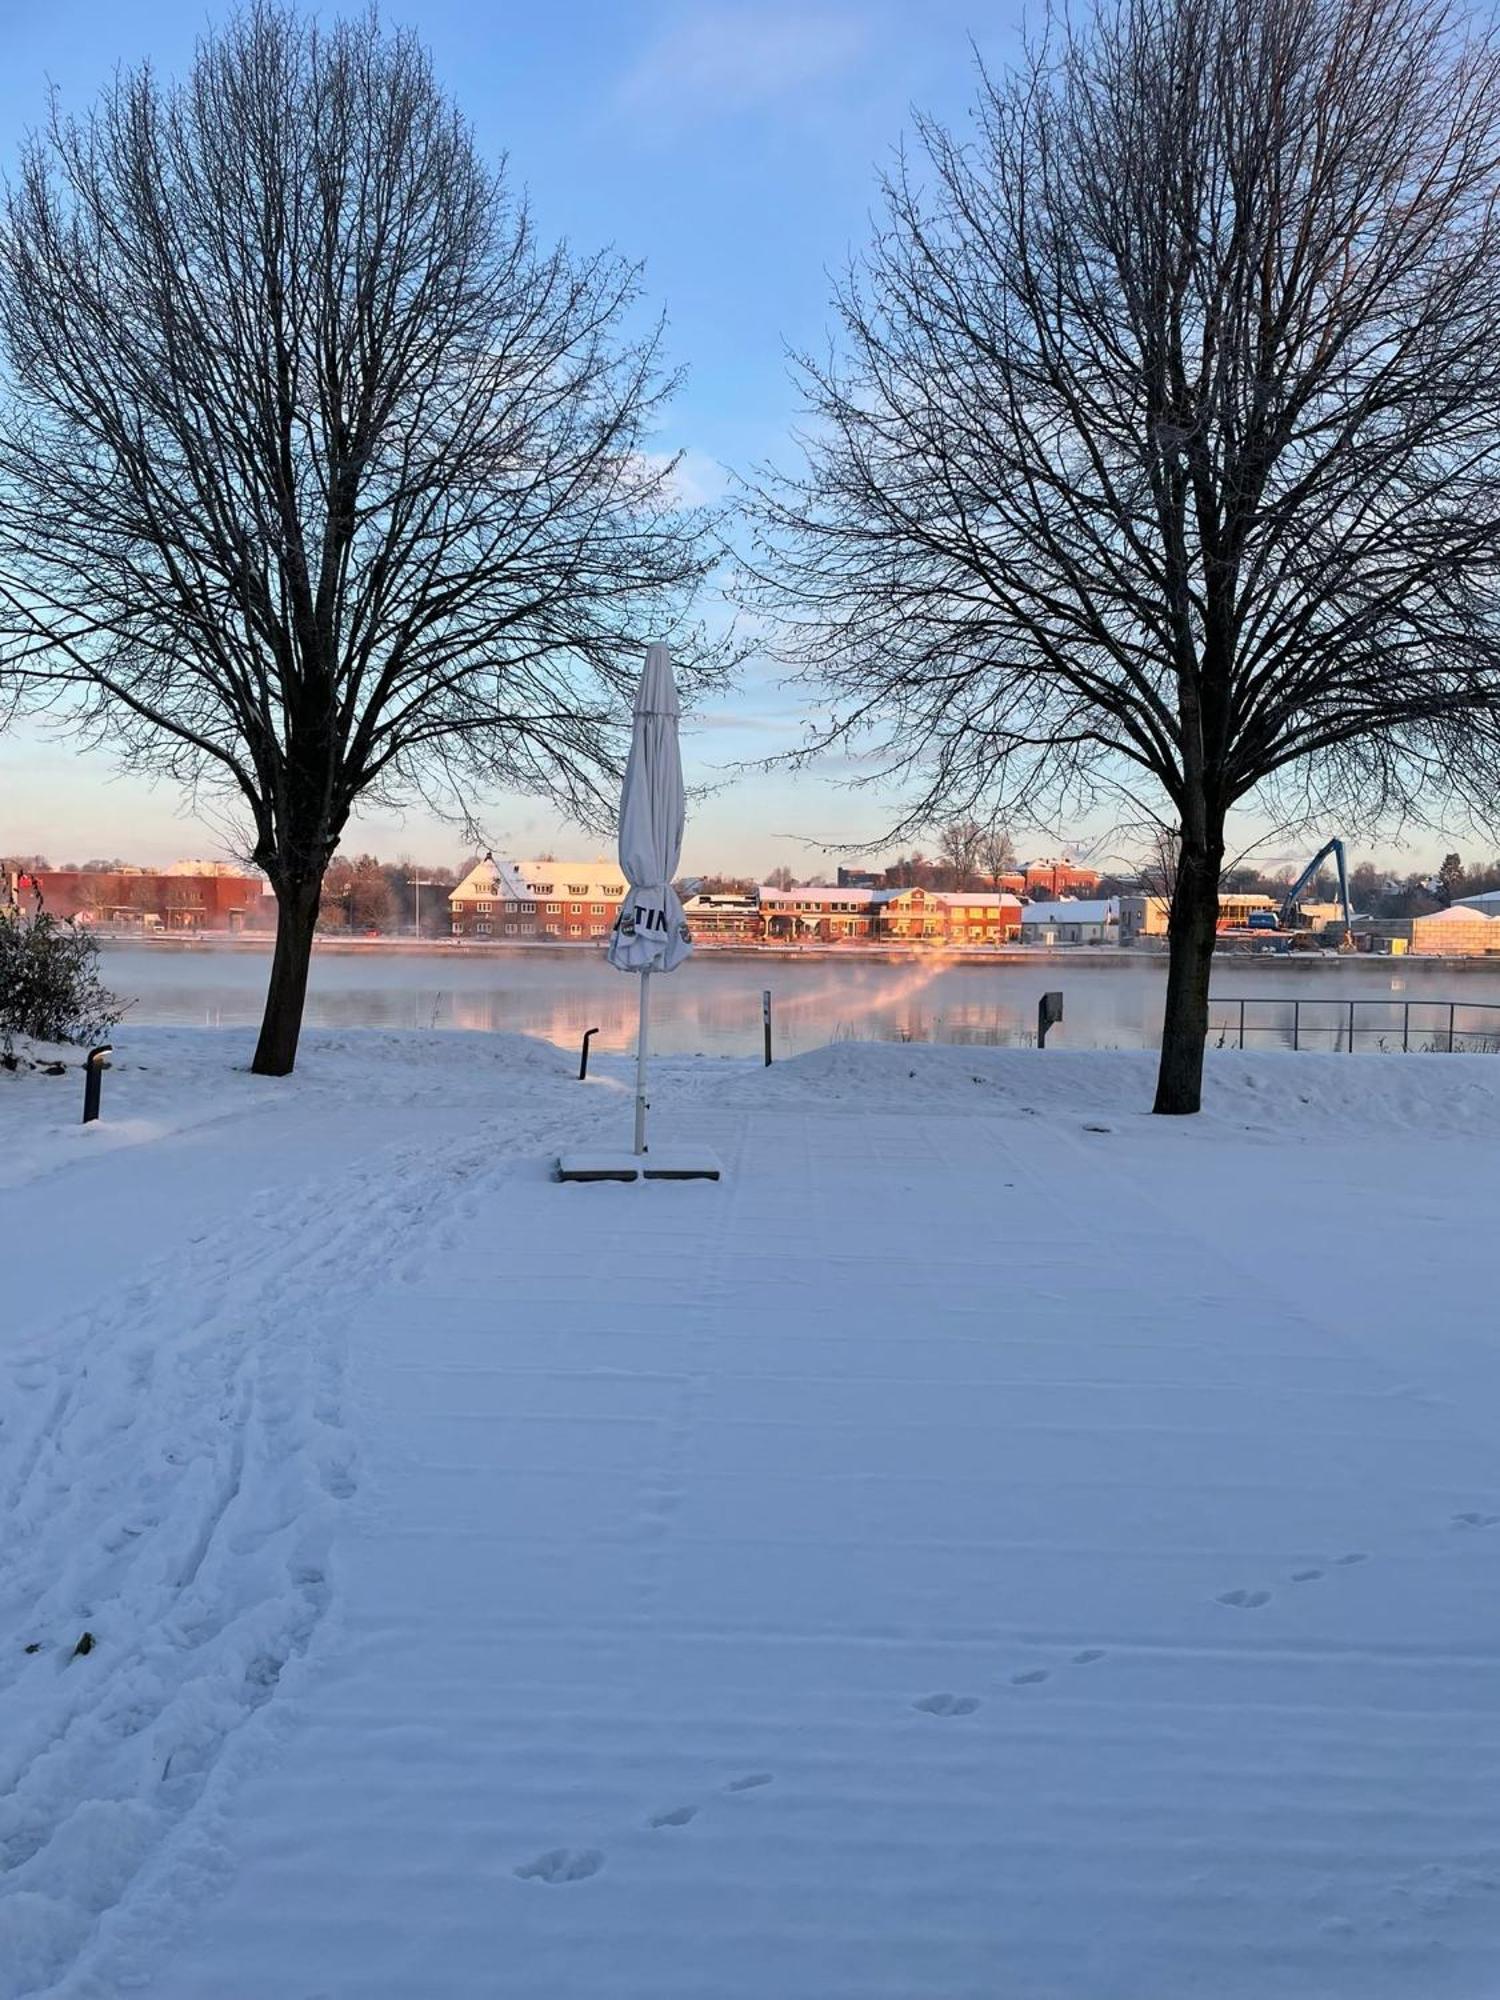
1213,995,1500,1053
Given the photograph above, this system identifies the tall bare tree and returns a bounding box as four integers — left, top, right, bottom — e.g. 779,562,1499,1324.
938,817,985,887
751,0,1500,1111
0,4,721,1072
978,824,1017,889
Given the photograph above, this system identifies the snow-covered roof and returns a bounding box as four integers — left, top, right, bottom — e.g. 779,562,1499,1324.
1413,903,1495,926
451,858,628,904
757,885,888,905
1021,899,1119,925
1454,891,1500,914
934,891,1023,908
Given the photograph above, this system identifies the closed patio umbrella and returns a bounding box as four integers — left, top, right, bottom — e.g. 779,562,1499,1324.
607,642,691,1154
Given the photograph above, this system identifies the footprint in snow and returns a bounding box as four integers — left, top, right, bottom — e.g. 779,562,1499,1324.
1453,1512,1500,1530
1333,1552,1368,1565
515,1848,604,1884
913,1693,979,1716
1217,1589,1271,1609
1010,1669,1049,1686
1072,1648,1106,1665
648,1806,698,1828
1290,1569,1324,1583
725,1772,773,1791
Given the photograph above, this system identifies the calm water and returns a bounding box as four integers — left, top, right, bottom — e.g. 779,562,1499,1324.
97,942,1500,1058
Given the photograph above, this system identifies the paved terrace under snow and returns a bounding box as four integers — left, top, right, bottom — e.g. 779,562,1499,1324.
4,1033,1500,1998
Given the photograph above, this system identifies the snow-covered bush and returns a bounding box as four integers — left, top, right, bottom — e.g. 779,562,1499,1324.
0,909,122,1059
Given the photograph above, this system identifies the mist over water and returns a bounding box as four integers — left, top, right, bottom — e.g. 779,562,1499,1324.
97,943,1500,1059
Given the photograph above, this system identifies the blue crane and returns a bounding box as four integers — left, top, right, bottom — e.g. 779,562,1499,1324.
1279,838,1353,941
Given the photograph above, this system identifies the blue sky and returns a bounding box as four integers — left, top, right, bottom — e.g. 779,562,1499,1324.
0,1,1460,881
0,0,1012,878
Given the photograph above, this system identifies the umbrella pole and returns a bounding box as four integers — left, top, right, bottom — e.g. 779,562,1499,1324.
633,967,651,1154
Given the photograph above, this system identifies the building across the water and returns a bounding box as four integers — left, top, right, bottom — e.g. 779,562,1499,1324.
752,884,1023,944
448,856,629,940
5,862,269,931
1019,899,1120,945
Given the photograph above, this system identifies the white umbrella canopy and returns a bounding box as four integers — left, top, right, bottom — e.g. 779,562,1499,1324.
607,642,692,974
608,643,691,1155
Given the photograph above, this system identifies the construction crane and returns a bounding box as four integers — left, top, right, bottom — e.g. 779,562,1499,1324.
1279,837,1354,947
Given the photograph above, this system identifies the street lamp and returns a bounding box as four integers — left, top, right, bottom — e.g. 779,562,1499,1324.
411,875,438,938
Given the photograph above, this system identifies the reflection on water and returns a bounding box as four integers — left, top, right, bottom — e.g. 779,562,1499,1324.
97,943,1500,1059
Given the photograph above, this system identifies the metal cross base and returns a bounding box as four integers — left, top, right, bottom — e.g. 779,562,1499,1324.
556,1150,722,1184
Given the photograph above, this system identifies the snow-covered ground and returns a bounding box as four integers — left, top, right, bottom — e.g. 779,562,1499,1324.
5,1029,1500,1998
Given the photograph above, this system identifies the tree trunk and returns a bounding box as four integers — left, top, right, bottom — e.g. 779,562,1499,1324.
1152,823,1224,1115
252,878,322,1076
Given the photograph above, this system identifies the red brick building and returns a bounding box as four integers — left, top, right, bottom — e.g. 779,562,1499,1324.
7,865,269,931
1021,858,1099,899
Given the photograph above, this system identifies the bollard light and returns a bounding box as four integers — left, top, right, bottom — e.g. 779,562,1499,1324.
82,1043,112,1124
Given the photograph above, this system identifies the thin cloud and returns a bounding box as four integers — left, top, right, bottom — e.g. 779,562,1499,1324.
634,447,729,509
618,7,868,121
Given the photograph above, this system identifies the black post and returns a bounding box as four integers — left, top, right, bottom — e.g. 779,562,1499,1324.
762,989,773,1066
578,1027,599,1080
1239,997,1246,1049
1038,991,1063,1048
1403,1002,1410,1053
1450,1001,1457,1053
1293,1000,1300,1052
1348,999,1356,1054
82,1043,112,1124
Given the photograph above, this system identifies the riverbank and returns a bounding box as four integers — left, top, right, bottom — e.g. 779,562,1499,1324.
5,1032,1500,1998
93,930,1500,974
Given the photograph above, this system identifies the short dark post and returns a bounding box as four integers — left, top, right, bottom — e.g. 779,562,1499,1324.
82,1043,112,1124
578,1027,599,1080
1038,991,1063,1048
762,989,773,1066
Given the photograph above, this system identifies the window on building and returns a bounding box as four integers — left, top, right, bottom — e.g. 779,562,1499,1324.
520,901,535,913
475,901,491,914
475,922,491,935
504,923,517,934
532,883,553,895
591,904,606,915
546,902,561,914
570,902,583,914
567,882,588,895
569,924,583,935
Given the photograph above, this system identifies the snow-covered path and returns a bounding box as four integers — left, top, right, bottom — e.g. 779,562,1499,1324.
6,1035,1500,1997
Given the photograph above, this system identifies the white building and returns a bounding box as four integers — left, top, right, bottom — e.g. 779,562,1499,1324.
449,856,628,941
1020,898,1120,946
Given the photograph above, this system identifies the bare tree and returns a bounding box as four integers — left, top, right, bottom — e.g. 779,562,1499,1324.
937,817,985,887
750,0,1500,1111
978,824,1017,889
1139,828,1181,902
0,4,721,1073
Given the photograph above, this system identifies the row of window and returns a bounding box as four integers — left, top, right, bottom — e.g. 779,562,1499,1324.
526,883,626,899
469,900,612,916
456,922,612,938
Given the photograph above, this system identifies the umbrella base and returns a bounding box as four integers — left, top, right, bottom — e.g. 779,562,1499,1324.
556,1150,722,1184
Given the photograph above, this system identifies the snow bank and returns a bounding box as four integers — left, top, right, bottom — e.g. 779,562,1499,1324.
1,1027,575,1191
706,1039,1500,1138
